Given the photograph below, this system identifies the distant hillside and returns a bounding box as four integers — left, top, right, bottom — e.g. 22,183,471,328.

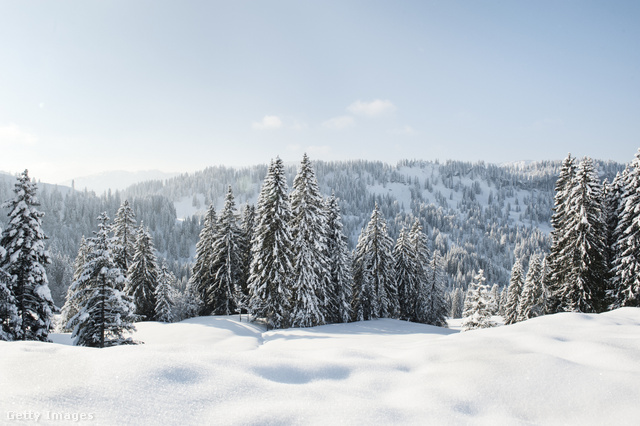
61,170,179,195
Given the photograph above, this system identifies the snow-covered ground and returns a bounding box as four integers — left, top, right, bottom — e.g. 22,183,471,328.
2,309,640,425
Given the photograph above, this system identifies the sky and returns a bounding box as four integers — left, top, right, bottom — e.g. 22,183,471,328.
1,0,639,184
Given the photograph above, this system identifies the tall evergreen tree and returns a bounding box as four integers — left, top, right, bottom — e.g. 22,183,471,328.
289,155,329,327
394,227,419,321
0,170,54,341
352,204,398,321
209,186,244,315
66,213,137,347
325,194,353,323
556,157,607,312
60,237,90,332
189,204,217,315
239,204,256,301
462,269,494,331
155,261,176,323
504,259,524,325
112,200,137,279
450,287,464,319
247,158,295,329
422,250,448,327
518,254,545,321
545,154,576,312
610,150,640,307
126,225,159,320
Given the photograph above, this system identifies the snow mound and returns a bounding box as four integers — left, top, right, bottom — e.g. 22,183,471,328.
1,309,639,425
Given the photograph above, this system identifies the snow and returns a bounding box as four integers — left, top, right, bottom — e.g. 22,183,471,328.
2,309,640,425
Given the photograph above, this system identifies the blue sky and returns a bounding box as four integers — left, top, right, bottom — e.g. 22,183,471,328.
1,1,639,183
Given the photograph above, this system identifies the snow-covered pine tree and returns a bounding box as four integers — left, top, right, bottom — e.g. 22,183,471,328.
155,261,175,323
289,154,329,327
409,219,433,323
450,287,464,319
556,157,607,313
352,204,398,320
504,259,524,325
394,226,419,321
325,194,353,323
0,237,18,340
422,250,448,327
209,186,244,315
518,254,545,321
60,236,90,332
610,149,640,307
189,204,217,315
0,170,54,341
490,284,500,315
112,200,137,281
247,158,295,329
67,213,137,347
239,204,256,302
461,269,494,331
545,154,576,313
126,224,159,321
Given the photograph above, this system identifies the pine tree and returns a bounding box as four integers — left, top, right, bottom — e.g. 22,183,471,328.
67,213,137,347
545,154,576,312
461,269,494,331
112,200,137,280
239,204,256,302
610,149,640,307
126,225,159,321
518,254,545,321
556,157,607,313
289,155,329,327
450,287,464,319
352,204,398,321
209,186,244,315
247,158,295,329
0,170,54,341
490,284,500,315
60,237,90,332
394,226,419,321
504,260,524,325
325,195,353,323
422,250,448,327
189,204,217,315
155,261,175,323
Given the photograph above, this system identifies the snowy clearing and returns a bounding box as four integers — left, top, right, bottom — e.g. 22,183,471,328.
2,308,640,425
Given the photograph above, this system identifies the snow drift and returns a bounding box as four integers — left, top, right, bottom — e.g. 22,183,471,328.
2,308,639,425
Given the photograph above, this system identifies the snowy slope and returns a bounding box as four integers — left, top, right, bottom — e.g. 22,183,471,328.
2,309,639,425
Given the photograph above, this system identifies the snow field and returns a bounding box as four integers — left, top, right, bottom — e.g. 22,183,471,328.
2,309,640,425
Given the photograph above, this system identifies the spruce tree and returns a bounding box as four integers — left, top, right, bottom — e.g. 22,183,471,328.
67,213,137,347
126,225,159,321
239,204,256,302
112,200,137,280
60,237,90,332
461,269,494,331
0,170,54,341
504,260,524,325
422,250,448,327
450,287,464,319
610,150,640,307
325,194,353,323
247,158,295,329
209,186,244,315
189,204,217,315
352,204,398,320
557,157,607,312
289,155,329,327
155,261,175,323
545,154,576,312
394,227,419,321
518,254,545,321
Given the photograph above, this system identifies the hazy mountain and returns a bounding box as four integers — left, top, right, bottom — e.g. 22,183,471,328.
61,170,180,195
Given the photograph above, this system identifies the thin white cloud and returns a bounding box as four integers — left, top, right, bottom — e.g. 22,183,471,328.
322,115,355,130
0,123,37,147
252,115,283,130
347,99,396,117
